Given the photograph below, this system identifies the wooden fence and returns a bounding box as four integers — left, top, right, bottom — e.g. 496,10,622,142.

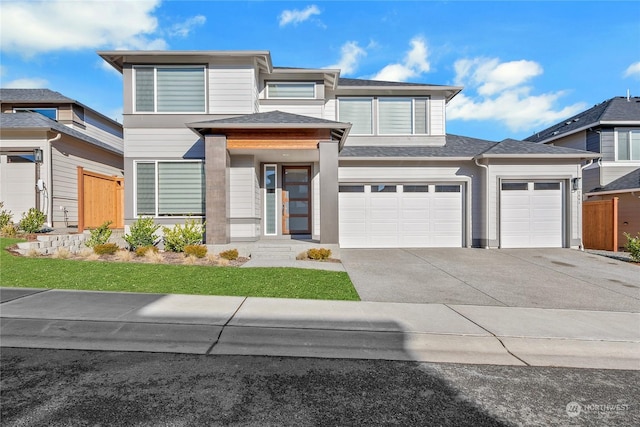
77,167,124,232
582,198,618,251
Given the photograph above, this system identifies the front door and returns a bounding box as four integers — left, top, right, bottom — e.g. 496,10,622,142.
282,166,311,234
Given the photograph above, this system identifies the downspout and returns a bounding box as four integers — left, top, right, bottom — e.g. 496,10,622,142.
579,159,594,251
46,133,62,227
475,158,489,249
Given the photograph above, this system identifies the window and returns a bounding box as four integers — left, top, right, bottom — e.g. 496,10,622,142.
339,185,365,192
616,129,640,161
264,165,277,235
338,97,429,135
435,185,461,193
403,185,429,192
371,185,396,193
267,82,315,99
135,161,204,216
134,66,206,113
14,108,57,120
501,182,528,191
534,182,561,191
338,98,372,134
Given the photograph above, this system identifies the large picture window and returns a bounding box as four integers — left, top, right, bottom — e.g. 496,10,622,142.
616,129,640,161
134,66,206,113
135,161,205,216
337,98,373,135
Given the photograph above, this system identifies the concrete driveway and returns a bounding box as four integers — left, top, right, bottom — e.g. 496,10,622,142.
340,248,640,312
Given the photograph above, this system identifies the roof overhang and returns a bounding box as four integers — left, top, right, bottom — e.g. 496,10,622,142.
339,156,473,162
585,188,640,196
97,50,273,74
336,85,463,103
271,68,341,90
186,120,352,150
474,153,601,160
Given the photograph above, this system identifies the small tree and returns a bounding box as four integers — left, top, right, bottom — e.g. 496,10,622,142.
123,217,160,251
162,219,205,252
624,232,640,262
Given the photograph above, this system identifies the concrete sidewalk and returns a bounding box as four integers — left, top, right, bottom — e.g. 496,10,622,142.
1,288,638,370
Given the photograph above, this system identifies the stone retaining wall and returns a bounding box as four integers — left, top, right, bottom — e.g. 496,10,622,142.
15,234,88,255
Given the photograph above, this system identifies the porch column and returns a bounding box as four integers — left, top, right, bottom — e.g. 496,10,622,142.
319,141,339,244
205,134,230,244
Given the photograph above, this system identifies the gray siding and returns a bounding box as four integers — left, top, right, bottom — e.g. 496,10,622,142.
70,110,123,153
209,65,257,114
582,166,600,192
230,155,260,240
124,128,204,159
551,131,586,150
586,129,600,153
601,165,640,187
600,128,615,161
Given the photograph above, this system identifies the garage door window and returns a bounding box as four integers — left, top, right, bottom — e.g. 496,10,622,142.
534,182,561,190
403,185,429,192
501,182,528,191
339,185,365,193
435,185,461,193
371,185,396,192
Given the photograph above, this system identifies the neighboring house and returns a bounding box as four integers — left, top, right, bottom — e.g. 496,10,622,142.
0,89,124,229
525,96,640,246
99,50,597,249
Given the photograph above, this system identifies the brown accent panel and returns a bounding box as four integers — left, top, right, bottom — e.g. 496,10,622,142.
226,129,330,150
77,167,124,232
582,197,618,251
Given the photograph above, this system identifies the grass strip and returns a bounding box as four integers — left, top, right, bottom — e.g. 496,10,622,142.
0,238,359,301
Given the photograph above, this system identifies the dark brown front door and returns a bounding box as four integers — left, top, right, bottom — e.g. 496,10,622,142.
282,166,311,234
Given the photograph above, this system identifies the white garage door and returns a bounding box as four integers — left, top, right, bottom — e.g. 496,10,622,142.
339,184,463,248
500,181,563,248
0,154,36,219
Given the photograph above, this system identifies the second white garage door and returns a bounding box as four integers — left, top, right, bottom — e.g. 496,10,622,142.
500,181,564,248
339,184,463,248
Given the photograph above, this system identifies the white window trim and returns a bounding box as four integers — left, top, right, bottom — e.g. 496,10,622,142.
614,128,640,162
266,81,316,99
263,164,278,236
133,65,207,114
133,160,205,218
337,97,374,136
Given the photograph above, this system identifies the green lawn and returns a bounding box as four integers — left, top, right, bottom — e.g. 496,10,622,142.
0,238,359,301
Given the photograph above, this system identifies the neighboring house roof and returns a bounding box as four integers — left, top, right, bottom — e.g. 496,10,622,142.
188,110,351,146
525,96,640,143
0,88,123,128
586,169,640,195
0,112,123,155
341,135,599,161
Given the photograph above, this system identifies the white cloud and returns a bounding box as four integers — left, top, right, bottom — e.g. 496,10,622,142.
4,77,50,88
624,61,640,78
372,37,431,82
0,0,164,55
169,15,206,38
448,57,586,132
326,41,366,75
279,5,320,27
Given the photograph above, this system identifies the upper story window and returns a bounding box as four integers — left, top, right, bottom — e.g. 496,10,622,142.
616,129,640,161
266,82,315,99
14,107,57,120
338,97,429,135
134,66,206,113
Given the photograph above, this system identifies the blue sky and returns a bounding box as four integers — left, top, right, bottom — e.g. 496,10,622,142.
1,0,639,141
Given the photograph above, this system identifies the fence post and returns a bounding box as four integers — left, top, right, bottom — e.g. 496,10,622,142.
612,197,619,252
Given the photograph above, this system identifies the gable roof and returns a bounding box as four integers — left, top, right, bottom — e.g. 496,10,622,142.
187,110,351,147
0,112,123,155
586,168,640,194
525,96,640,143
340,135,599,161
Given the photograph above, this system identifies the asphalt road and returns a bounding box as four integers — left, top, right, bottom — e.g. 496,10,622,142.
2,348,638,426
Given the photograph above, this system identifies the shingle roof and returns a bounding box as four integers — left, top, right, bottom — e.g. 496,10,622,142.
0,112,123,155
0,88,74,103
189,110,349,127
338,78,445,88
525,97,640,143
340,135,598,160
588,168,640,193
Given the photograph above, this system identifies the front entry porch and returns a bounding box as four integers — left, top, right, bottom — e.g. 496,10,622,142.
209,239,341,261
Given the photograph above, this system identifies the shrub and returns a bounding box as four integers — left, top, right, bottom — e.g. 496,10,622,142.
115,250,134,262
0,202,13,229
19,208,46,233
52,248,71,259
219,249,238,261
162,220,204,252
124,217,160,250
144,250,164,264
624,232,640,262
1,223,18,237
135,246,158,257
182,255,197,265
296,251,308,260
184,244,207,258
93,243,119,255
85,221,113,248
307,248,332,260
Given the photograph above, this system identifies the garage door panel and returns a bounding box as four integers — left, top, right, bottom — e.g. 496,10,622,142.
501,182,562,248
339,183,462,248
